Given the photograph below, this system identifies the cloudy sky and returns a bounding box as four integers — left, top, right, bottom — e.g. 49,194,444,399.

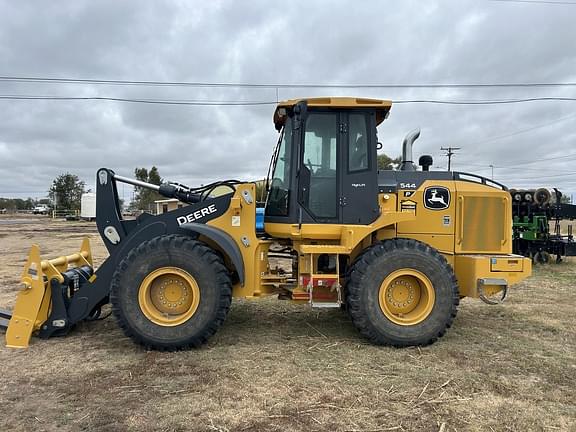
1,0,575,202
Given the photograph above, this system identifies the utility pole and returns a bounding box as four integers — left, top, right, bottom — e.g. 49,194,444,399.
440,147,461,171
489,164,494,180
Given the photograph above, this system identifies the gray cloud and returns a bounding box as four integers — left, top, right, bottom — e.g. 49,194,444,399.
1,0,575,201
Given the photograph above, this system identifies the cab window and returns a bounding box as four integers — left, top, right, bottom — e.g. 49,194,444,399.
302,113,338,219
266,121,292,216
348,113,369,172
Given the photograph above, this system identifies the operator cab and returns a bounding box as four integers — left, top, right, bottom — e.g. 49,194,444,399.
265,97,392,230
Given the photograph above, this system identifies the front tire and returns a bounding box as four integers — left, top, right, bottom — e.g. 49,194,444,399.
111,235,232,350
346,239,459,347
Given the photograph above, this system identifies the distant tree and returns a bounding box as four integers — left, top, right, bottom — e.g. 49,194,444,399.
148,166,162,185
377,153,401,170
0,197,36,211
16,199,27,210
550,190,572,205
49,173,86,210
24,198,35,209
254,179,266,202
134,166,163,211
0,198,14,211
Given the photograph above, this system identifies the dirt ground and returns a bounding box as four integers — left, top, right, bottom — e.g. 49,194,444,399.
0,216,574,432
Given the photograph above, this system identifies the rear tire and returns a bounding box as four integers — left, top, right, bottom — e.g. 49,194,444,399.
346,239,459,347
111,235,232,350
534,250,551,264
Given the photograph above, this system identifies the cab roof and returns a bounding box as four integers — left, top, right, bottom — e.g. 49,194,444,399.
273,97,392,130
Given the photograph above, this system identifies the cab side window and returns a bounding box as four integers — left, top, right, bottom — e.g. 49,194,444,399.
348,114,369,172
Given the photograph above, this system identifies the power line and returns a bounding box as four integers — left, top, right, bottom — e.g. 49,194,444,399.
453,165,576,181
2,94,576,106
469,113,576,146
500,152,576,167
498,171,576,179
394,97,576,105
0,95,276,106
2,75,576,89
457,163,575,173
456,165,576,179
488,0,576,5
457,154,576,171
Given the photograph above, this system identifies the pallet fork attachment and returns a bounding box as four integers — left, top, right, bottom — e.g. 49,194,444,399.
2,239,93,348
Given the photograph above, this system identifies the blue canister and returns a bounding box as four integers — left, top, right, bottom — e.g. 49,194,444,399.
255,207,265,232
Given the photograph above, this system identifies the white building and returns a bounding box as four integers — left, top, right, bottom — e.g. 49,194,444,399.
154,198,185,215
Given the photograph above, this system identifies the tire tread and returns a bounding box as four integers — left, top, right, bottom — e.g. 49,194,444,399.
110,234,232,351
346,238,459,347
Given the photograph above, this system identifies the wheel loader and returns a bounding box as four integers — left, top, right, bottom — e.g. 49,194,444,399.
0,97,532,350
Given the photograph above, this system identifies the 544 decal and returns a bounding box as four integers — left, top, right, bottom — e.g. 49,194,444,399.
399,182,416,189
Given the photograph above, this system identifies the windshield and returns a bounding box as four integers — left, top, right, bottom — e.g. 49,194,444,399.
265,119,292,217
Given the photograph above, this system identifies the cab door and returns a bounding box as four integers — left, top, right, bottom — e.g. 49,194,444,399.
298,112,340,223
340,112,379,225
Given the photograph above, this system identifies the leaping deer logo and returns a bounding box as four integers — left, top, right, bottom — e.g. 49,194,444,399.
428,189,447,206
424,187,450,210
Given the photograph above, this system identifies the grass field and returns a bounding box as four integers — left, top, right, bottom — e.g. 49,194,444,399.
0,217,574,432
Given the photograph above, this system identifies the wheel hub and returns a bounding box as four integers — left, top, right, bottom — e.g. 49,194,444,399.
379,269,435,326
138,267,200,326
386,279,415,308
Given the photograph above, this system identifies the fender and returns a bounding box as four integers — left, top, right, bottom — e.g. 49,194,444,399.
180,223,245,286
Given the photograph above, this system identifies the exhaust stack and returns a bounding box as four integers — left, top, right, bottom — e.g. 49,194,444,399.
400,128,421,172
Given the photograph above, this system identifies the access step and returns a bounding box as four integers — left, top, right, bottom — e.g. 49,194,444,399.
310,302,341,308
290,284,342,308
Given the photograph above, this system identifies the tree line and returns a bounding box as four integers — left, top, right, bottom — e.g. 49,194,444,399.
0,167,164,212
0,197,48,211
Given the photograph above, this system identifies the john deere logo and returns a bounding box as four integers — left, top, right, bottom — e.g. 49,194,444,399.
424,187,450,210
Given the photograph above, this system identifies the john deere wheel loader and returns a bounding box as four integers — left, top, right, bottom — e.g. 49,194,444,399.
1,97,532,350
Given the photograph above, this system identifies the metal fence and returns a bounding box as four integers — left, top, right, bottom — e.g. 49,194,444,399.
51,210,80,219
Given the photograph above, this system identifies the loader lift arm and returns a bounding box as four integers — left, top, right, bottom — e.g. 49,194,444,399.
2,168,239,347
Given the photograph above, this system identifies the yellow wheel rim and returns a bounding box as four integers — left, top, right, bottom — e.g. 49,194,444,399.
138,267,200,327
378,269,435,326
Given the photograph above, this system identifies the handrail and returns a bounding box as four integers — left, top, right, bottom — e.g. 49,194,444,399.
453,172,508,191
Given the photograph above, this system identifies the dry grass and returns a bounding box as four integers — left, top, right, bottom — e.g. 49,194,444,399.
0,217,575,432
